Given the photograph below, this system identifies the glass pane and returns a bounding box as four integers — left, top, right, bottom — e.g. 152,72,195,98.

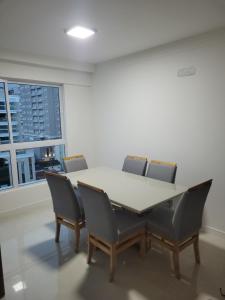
8,83,62,143
16,145,65,184
0,82,10,144
0,151,12,189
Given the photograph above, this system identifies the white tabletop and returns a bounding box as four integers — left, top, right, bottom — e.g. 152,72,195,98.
66,167,187,214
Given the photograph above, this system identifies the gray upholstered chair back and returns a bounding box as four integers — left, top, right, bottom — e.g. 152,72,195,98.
122,155,147,176
78,182,118,243
172,179,212,241
63,155,88,173
45,172,82,222
146,160,177,183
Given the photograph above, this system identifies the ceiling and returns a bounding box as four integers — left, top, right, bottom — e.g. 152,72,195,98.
0,0,225,65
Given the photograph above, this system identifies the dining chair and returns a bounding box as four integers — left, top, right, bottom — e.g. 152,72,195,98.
63,154,88,173
146,179,212,279
146,160,178,209
122,155,148,176
146,160,177,183
77,181,146,282
45,172,85,253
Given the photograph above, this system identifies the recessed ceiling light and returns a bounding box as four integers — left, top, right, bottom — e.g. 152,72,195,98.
66,26,95,39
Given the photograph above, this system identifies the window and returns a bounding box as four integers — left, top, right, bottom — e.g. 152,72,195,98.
0,80,65,190
16,145,64,184
8,83,62,143
0,82,10,144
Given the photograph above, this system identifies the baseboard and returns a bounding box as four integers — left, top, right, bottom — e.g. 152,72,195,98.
0,198,52,219
202,225,225,239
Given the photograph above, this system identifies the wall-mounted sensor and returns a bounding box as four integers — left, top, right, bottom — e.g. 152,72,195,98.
177,66,196,77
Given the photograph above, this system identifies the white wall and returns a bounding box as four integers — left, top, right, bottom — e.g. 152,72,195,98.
64,83,95,165
92,28,225,233
0,60,95,214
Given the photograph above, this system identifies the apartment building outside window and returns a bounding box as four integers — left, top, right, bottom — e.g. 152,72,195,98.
0,80,65,190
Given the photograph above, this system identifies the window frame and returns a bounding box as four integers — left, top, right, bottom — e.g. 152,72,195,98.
0,78,65,189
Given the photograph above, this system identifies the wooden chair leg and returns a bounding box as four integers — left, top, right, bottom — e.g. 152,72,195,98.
75,224,80,253
172,249,180,279
193,235,200,264
87,237,94,264
109,245,116,282
140,235,145,257
55,219,61,243
145,232,149,250
146,234,151,251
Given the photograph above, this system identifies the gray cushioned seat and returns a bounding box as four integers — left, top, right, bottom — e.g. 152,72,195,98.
147,206,176,240
78,182,146,243
147,179,212,242
122,156,147,176
146,160,177,210
63,156,88,173
74,188,85,218
146,179,212,279
78,181,146,282
146,163,175,183
46,172,84,222
45,172,86,252
115,210,146,241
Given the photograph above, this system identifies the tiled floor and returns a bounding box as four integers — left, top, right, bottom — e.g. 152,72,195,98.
1,203,225,300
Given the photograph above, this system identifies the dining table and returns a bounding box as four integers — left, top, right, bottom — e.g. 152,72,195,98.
66,166,187,214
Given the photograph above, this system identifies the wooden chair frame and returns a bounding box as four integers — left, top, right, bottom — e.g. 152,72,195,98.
88,230,145,282
123,155,148,177
147,231,200,279
63,154,85,161
146,159,177,185
55,214,85,253
150,160,177,167
127,155,148,161
147,180,212,279
45,172,86,253
78,181,146,282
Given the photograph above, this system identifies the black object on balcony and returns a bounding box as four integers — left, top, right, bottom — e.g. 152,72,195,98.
0,246,5,298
